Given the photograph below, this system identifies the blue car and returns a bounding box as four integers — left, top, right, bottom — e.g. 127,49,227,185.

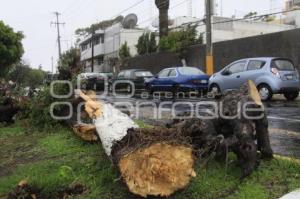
145,67,209,94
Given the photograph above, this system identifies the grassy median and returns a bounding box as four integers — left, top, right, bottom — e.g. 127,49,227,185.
0,121,300,199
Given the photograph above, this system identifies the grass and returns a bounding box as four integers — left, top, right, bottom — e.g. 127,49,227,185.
0,121,300,199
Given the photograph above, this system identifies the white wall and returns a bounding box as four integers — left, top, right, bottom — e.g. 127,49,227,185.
104,23,122,56
80,44,104,61
285,10,300,27
196,17,295,43
120,29,145,56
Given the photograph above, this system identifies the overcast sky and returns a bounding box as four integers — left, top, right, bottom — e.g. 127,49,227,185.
0,0,285,72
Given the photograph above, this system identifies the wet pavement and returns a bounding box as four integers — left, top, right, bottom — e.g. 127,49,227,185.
264,97,300,158
101,94,300,158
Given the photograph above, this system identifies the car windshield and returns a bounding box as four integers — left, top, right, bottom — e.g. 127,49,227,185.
273,59,295,71
135,71,153,77
178,67,204,75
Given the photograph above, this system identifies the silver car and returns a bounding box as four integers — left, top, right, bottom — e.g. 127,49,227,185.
209,57,300,101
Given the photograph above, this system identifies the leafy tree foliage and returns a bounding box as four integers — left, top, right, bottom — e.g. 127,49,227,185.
28,69,45,88
119,42,131,60
9,62,45,88
158,26,202,59
136,32,157,55
243,12,258,19
149,33,157,53
243,11,276,22
0,21,24,77
58,47,82,80
75,16,124,37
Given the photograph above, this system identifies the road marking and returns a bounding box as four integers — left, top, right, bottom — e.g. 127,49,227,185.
268,116,300,123
269,128,300,136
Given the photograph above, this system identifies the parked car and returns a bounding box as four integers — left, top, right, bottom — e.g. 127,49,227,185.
113,69,154,94
145,67,209,94
44,73,58,85
209,57,300,101
78,73,108,91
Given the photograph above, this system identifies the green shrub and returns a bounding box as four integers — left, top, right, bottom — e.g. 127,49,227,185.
25,84,72,131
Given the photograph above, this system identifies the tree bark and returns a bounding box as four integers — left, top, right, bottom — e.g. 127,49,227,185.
80,92,197,198
155,0,169,38
77,80,273,197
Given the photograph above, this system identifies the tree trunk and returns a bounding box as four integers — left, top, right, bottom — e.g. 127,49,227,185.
80,92,196,198
213,80,273,177
155,0,169,38
77,80,273,197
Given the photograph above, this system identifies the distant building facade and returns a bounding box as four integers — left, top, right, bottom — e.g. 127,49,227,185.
79,23,146,73
284,0,300,27
170,16,295,44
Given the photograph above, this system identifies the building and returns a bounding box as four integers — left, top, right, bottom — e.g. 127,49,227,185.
284,0,300,27
79,23,146,73
79,30,105,73
206,16,296,43
170,16,295,43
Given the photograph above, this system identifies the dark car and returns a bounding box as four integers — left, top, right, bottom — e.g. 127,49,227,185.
113,69,154,94
145,67,209,94
78,73,108,91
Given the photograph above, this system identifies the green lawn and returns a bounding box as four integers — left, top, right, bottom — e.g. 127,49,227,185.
0,122,300,199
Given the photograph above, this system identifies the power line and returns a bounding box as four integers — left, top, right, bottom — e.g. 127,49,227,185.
106,7,298,34
110,0,146,19
170,9,298,31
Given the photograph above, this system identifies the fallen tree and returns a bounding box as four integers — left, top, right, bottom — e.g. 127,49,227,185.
75,80,273,197
79,92,198,197
0,97,20,124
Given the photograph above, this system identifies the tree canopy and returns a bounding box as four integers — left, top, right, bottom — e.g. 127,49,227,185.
9,62,45,88
75,16,124,37
119,42,131,61
58,47,82,80
158,26,202,59
136,32,157,55
0,21,24,78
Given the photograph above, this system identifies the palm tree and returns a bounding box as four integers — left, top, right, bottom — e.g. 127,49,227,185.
155,0,169,38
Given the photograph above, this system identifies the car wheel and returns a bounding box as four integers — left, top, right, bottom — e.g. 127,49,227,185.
258,84,273,101
284,92,299,101
126,85,132,93
172,84,180,99
209,84,221,98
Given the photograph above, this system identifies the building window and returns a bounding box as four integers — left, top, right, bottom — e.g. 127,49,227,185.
97,57,104,65
100,35,104,43
94,36,100,45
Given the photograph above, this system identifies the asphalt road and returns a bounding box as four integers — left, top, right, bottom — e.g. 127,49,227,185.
100,94,300,158
264,97,300,158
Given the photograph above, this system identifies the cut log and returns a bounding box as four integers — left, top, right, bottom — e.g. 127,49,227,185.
76,80,274,196
72,124,98,142
79,92,197,197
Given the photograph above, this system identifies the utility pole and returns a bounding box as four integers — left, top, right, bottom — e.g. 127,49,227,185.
51,12,65,66
51,56,54,74
91,25,95,72
205,0,214,75
220,0,223,16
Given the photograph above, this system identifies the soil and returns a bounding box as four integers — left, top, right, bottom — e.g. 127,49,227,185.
0,134,45,177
